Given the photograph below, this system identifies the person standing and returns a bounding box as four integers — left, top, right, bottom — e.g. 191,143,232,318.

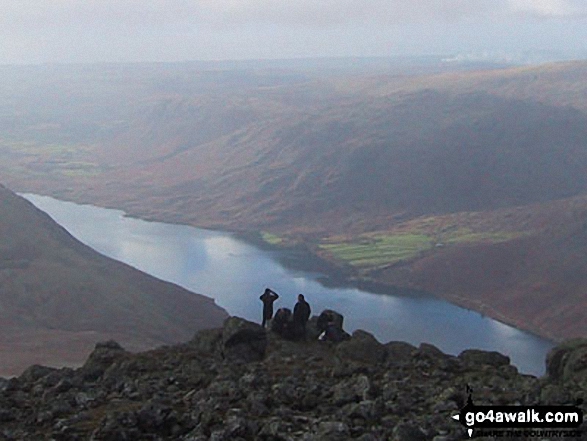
260,288,279,328
293,293,311,338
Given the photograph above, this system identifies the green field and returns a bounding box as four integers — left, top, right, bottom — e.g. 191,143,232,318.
261,232,285,245
319,233,433,268
443,229,524,244
0,140,104,178
318,227,527,269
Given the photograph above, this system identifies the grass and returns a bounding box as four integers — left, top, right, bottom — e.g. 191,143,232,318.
0,139,104,178
59,161,104,177
443,229,525,244
319,233,433,268
318,221,529,270
261,232,285,246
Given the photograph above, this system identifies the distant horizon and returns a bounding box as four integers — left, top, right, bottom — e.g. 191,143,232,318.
0,52,585,69
2,1,586,65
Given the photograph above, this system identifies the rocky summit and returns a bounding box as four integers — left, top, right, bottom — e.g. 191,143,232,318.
1,315,586,440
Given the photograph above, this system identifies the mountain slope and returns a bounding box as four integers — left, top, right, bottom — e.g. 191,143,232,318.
0,184,227,376
357,196,587,341
35,61,583,236
1,60,587,342
4,61,587,234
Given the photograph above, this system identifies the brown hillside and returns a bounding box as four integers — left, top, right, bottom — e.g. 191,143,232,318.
0,184,227,376
366,197,587,341
35,62,587,233
1,60,587,342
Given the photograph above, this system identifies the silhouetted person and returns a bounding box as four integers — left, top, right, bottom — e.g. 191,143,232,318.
293,293,311,338
260,288,279,328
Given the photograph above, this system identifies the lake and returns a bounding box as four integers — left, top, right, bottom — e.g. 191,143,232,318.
23,193,554,375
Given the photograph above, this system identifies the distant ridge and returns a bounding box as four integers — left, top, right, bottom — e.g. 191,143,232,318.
0,184,228,376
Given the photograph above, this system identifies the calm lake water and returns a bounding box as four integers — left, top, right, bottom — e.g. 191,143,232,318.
24,194,554,375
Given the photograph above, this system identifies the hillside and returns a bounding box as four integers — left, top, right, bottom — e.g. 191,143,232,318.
1,60,587,341
316,196,587,341
4,61,584,234
0,184,227,376
1,317,586,439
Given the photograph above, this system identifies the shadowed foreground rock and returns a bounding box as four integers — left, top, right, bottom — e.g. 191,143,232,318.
0,317,586,440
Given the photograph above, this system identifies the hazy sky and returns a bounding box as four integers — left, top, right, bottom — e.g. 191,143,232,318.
1,0,586,64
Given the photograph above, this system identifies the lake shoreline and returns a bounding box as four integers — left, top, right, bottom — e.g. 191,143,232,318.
25,190,555,343
22,192,555,375
233,231,557,344
235,230,435,298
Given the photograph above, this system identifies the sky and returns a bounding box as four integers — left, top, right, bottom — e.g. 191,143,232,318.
1,0,586,64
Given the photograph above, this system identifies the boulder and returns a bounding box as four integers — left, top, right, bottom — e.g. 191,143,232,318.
317,309,344,333
332,374,372,405
336,330,387,364
81,340,128,381
559,345,587,386
306,316,322,340
19,365,57,384
545,339,587,382
417,343,446,359
314,421,351,440
458,349,510,368
392,422,427,441
385,341,417,362
316,309,350,343
221,317,267,362
189,328,223,355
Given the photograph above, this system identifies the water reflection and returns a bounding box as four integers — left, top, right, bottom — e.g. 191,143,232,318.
24,193,553,375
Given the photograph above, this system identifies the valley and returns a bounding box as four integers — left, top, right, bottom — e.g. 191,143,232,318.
1,59,587,343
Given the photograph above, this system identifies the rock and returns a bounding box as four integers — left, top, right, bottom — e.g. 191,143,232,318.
317,309,345,332
333,374,372,405
343,399,382,421
315,421,350,440
81,340,128,381
356,434,381,441
136,400,177,433
315,309,350,343
19,365,57,384
560,345,587,387
221,317,267,362
0,377,9,392
336,330,387,364
392,422,427,441
90,410,141,440
306,316,323,340
385,341,417,362
417,343,446,359
4,318,587,440
416,343,457,370
546,339,587,385
190,328,223,355
258,417,294,439
218,414,254,439
540,384,573,404
458,349,510,368
0,407,15,422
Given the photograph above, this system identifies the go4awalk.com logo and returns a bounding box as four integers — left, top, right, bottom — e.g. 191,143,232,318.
451,387,583,438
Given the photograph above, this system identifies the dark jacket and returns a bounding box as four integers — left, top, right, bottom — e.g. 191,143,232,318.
260,289,279,319
293,299,311,325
